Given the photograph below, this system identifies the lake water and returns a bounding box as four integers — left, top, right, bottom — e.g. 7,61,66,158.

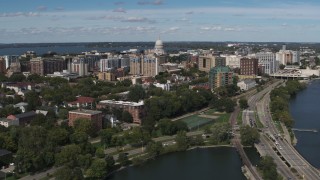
289,79,320,168
107,147,246,180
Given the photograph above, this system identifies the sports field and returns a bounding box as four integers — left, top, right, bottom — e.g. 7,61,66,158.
180,114,214,130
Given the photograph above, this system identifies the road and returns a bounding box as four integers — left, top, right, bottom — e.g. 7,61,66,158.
244,80,320,179
256,89,320,180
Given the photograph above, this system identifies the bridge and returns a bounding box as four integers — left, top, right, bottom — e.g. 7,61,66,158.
292,128,318,133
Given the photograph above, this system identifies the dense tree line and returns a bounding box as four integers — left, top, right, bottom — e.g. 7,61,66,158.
270,80,306,127
258,156,282,180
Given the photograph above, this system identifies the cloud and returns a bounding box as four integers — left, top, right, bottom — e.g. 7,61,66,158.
0,12,40,18
37,6,47,11
114,1,125,6
161,27,180,34
113,8,127,13
137,0,164,5
185,11,194,15
121,17,156,23
200,26,241,32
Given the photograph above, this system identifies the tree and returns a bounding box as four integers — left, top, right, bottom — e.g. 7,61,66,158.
122,111,133,123
239,98,249,109
95,147,105,158
175,131,189,151
258,156,282,180
146,141,163,158
55,144,81,167
210,122,232,144
55,167,84,180
86,159,108,179
47,127,69,146
100,129,114,148
25,91,41,111
30,114,46,126
73,118,96,137
118,153,130,166
105,154,115,169
127,85,146,102
240,125,260,146
58,108,68,119
9,73,26,82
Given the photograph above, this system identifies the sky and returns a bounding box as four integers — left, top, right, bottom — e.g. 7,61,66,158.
1,0,320,43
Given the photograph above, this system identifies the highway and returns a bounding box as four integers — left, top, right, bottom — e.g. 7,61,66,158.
244,80,320,179
256,89,320,180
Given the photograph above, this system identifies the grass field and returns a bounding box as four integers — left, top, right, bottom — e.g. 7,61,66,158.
180,114,213,130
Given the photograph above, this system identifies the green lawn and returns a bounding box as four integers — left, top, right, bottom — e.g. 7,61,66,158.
237,110,243,125
180,115,213,130
215,113,231,123
203,108,217,115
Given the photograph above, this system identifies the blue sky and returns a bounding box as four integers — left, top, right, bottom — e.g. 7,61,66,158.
1,0,320,43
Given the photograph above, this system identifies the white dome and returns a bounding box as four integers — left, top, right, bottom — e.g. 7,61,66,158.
155,39,163,49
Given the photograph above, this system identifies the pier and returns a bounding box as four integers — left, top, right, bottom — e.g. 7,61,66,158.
292,128,318,133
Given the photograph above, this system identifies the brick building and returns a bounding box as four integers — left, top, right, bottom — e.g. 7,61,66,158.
209,66,234,90
68,109,103,131
240,58,258,75
97,100,144,124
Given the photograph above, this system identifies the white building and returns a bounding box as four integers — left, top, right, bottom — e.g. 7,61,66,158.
69,58,88,76
222,55,242,68
153,83,171,91
249,52,277,74
276,45,300,65
100,55,130,72
237,79,256,91
14,102,28,113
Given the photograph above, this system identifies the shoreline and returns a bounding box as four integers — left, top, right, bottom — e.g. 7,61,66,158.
105,144,237,179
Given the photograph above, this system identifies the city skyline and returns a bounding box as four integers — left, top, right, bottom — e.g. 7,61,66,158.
1,0,320,43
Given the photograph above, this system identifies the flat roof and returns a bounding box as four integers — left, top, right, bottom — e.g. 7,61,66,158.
99,100,144,106
69,109,102,115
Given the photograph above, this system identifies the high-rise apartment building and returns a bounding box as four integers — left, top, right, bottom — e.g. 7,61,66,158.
30,57,65,76
209,66,234,90
4,55,19,69
198,54,226,72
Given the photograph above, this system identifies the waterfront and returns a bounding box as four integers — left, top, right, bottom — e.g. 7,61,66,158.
107,147,246,180
290,80,320,168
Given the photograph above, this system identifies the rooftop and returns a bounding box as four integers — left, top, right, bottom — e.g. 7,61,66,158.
99,100,144,106
0,149,11,156
69,109,102,115
68,96,95,105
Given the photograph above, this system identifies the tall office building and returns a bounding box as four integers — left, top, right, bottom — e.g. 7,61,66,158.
209,66,234,90
69,58,88,76
100,55,129,72
222,55,242,69
0,58,6,73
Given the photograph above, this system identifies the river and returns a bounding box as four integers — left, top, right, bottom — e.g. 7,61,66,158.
107,147,246,180
290,79,320,168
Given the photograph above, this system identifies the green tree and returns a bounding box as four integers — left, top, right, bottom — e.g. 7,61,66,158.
95,147,105,158
175,131,189,151
127,85,146,102
210,122,232,144
55,167,84,180
58,108,68,119
73,118,96,137
25,91,41,111
86,159,108,179
122,111,133,123
100,129,114,148
240,125,260,146
30,114,46,126
146,141,163,158
118,153,130,166
105,154,115,169
9,73,26,82
55,144,81,167
239,98,249,109
258,156,282,180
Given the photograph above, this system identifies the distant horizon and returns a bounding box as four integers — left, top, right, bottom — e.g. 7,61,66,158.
1,0,320,43
1,41,320,45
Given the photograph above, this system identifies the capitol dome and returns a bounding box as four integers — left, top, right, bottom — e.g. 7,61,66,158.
155,39,163,50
